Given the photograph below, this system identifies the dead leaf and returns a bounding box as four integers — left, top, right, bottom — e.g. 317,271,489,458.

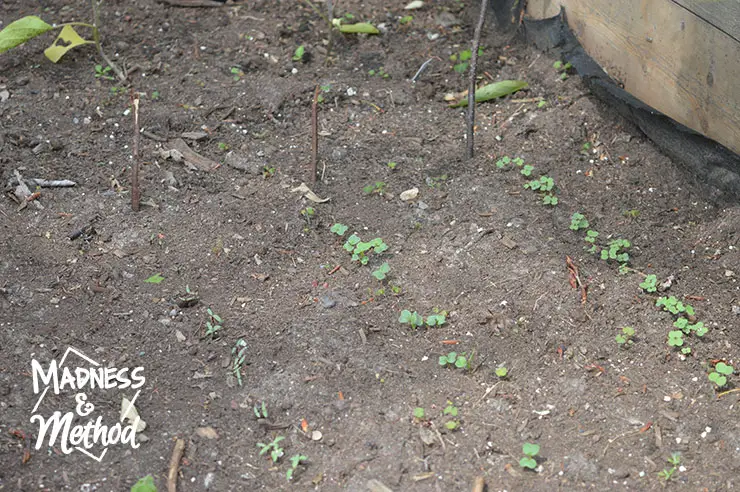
121,397,147,432
291,183,330,203
195,426,219,439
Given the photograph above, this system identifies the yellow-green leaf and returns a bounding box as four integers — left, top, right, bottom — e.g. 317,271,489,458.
0,16,54,53
337,23,380,34
43,25,92,63
448,80,528,108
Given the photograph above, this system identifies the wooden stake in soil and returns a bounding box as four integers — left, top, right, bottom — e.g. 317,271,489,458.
466,0,488,160
130,91,141,212
167,438,186,492
311,85,320,183
471,476,486,492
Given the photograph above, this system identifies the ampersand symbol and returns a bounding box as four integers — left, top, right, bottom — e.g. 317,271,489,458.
75,393,94,416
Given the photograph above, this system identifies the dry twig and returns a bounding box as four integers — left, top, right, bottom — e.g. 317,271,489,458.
167,438,186,492
311,85,320,183
466,0,488,159
130,91,141,212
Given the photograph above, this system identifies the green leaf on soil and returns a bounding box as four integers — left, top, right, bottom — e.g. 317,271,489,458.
0,16,54,54
44,25,93,63
337,22,379,34
519,456,537,469
522,442,540,457
413,407,425,418
448,80,529,108
144,273,165,284
131,475,157,492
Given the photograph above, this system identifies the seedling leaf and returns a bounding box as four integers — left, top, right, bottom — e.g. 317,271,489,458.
519,457,537,469
522,443,540,457
413,407,425,419
0,16,54,54
130,475,157,492
144,273,165,284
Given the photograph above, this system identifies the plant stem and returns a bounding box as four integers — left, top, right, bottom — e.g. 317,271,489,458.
311,85,320,183
466,0,488,160
90,0,126,82
130,91,140,212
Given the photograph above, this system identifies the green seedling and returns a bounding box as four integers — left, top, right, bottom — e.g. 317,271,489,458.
386,161,397,170
368,67,390,78
254,401,269,419
144,273,165,284
524,175,554,192
292,45,305,61
399,310,424,328
443,402,460,431
372,262,390,281
426,174,448,189
519,443,540,470
363,181,386,195
95,64,114,80
231,338,248,386
667,330,684,348
708,362,734,388
230,66,244,81
425,311,447,326
330,223,348,236
658,452,681,481
438,351,470,370
316,84,331,103
343,235,388,265
257,435,285,463
204,307,223,339
553,60,573,80
521,164,534,177
569,213,589,231
494,155,525,170
0,1,119,71
130,475,156,492
615,326,635,347
624,209,640,219
286,454,308,481
543,194,558,206
217,142,230,152
300,207,315,218
584,230,599,253
262,166,276,178
450,47,484,74
639,274,657,293
495,366,508,378
656,296,695,316
672,317,707,336
151,90,161,100
399,15,413,24
413,407,425,420
601,238,630,264
537,100,547,108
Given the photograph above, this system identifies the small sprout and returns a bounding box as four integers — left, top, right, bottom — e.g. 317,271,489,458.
217,141,230,152
372,262,390,280
495,156,511,169
257,436,285,463
658,452,681,481
615,326,635,347
386,161,397,170
443,403,458,416
543,194,558,206
438,351,470,370
639,274,657,293
253,401,268,418
144,273,165,284
495,366,508,378
292,45,305,62
286,454,308,481
667,330,684,347
231,338,248,386
413,407,425,419
399,310,424,328
425,311,447,326
537,100,547,108
521,164,534,177
569,213,589,231
362,181,386,195
708,362,734,388
519,442,540,470
330,223,348,236
262,166,276,178
512,157,524,167
399,15,413,24
230,66,244,81
445,420,459,430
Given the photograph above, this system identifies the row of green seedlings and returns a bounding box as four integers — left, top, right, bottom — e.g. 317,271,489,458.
574,212,734,390
413,401,461,431
496,156,558,206
254,403,308,481
570,213,631,272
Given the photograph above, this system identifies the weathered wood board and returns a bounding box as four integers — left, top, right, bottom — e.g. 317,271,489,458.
525,0,740,156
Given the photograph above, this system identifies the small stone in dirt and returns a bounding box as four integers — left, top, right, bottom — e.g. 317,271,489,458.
367,479,394,492
419,426,436,446
331,147,348,161
435,11,461,27
732,305,740,315
181,131,208,141
726,269,735,277
400,188,419,201
417,201,428,210
224,152,264,175
319,295,336,308
175,330,186,342
196,427,219,440
204,472,215,489
311,430,323,441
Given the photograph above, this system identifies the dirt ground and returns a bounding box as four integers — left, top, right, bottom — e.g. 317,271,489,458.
1,0,739,490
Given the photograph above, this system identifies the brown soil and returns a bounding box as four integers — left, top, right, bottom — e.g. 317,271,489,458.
1,0,739,490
